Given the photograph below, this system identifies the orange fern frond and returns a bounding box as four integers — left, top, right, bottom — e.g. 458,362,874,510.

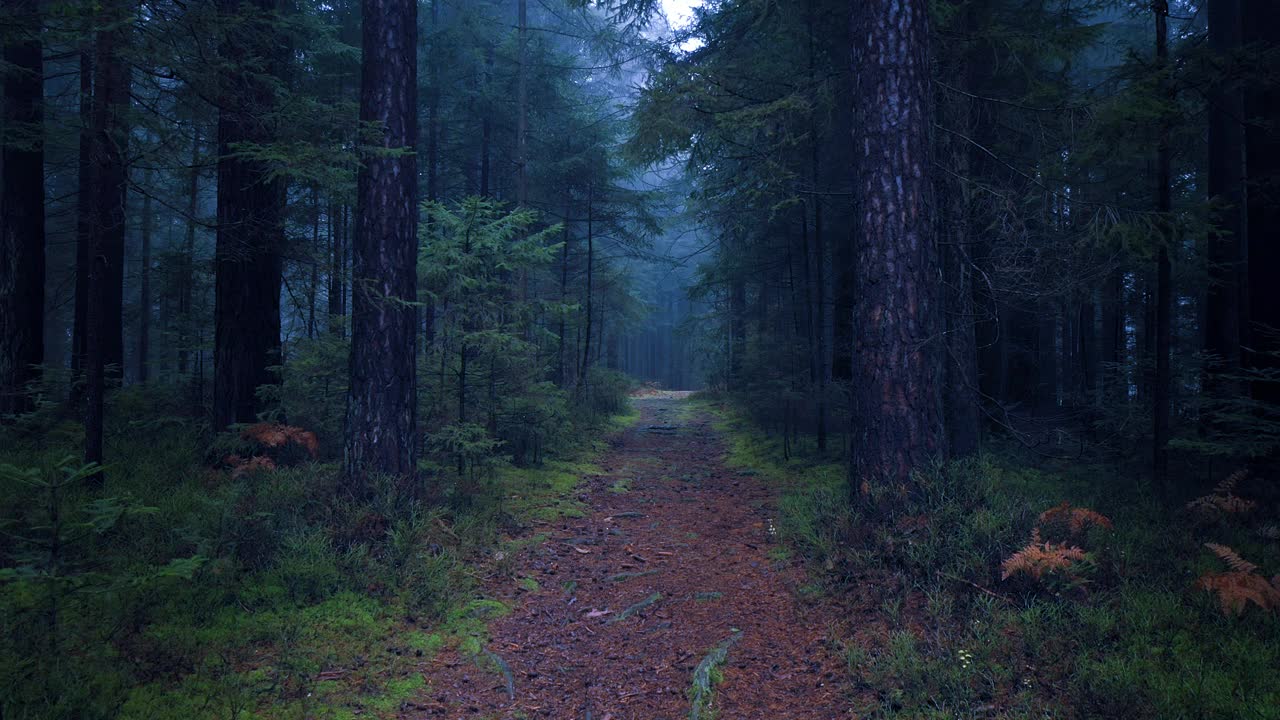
1196,544,1280,616
241,423,319,458
1187,470,1256,520
1205,543,1258,573
1039,502,1113,535
1194,572,1280,616
1212,469,1247,497
1000,529,1088,581
225,454,277,479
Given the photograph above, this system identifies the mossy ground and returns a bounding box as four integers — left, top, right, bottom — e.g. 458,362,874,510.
0,387,634,720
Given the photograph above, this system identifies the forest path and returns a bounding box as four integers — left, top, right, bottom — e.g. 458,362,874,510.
418,395,847,719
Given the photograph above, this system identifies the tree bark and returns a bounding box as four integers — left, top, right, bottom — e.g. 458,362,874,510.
85,2,131,475
729,271,746,389
806,0,827,451
849,0,944,506
516,0,528,206
309,187,320,339
1154,0,1174,486
329,200,346,335
213,0,286,430
179,128,199,377
72,49,92,389
1243,0,1280,406
479,45,493,198
1099,268,1122,404
1204,0,1246,397
937,16,980,458
423,0,439,352
578,185,595,392
556,200,571,387
96,22,127,382
0,0,45,417
1036,306,1058,414
138,170,153,382
345,0,419,487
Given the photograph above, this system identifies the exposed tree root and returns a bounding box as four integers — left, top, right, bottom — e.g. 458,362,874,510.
688,630,743,720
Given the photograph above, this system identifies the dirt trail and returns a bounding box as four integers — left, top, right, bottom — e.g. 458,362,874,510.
420,395,847,718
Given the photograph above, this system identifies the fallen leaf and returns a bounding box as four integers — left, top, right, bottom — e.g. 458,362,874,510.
585,608,611,618
571,545,591,554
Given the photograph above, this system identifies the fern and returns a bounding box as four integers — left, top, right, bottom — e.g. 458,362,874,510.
1186,470,1257,520
1212,469,1247,496
242,423,319,458
1038,502,1113,536
1000,528,1089,581
1205,542,1258,573
225,454,278,479
1195,544,1280,616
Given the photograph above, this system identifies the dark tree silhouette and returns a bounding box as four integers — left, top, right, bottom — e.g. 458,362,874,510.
1204,0,1246,398
213,0,287,430
0,0,45,418
345,0,419,489
85,2,131,472
848,0,944,506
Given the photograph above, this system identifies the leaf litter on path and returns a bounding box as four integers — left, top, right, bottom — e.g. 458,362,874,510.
420,397,847,718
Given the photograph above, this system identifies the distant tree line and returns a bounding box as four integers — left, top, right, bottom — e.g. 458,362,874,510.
630,0,1280,502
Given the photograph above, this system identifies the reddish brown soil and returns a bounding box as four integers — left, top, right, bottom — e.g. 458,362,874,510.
416,397,850,718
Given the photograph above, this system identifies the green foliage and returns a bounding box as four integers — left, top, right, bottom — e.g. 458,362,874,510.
0,373,633,719
267,334,351,451
708,393,1280,719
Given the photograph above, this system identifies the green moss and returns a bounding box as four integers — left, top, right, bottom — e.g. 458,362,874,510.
405,630,445,655
365,675,426,713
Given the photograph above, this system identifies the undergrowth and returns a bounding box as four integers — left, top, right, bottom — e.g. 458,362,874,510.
0,382,634,719
693,392,1280,720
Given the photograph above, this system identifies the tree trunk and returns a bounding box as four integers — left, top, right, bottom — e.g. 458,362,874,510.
329,200,346,335
1078,297,1096,409
479,45,493,198
178,128,199,376
85,3,131,475
0,0,46,418
1154,1,1174,486
578,185,595,392
849,0,944,506
516,0,528,206
729,272,746,389
213,0,286,430
806,0,827,451
937,28,980,458
423,0,439,352
1204,0,1246,397
345,0,419,487
97,24,127,383
72,49,92,390
556,201,571,387
1243,0,1280,406
138,170,153,383
1037,307,1058,414
1099,268,1122,404
309,187,320,339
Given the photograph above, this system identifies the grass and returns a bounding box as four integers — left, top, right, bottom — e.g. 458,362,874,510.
0,384,638,720
694,392,1280,720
